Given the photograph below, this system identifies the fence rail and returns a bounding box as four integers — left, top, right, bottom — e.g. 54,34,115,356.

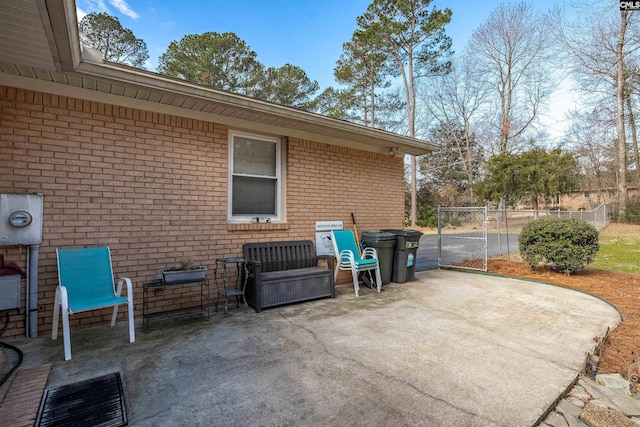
488,203,612,233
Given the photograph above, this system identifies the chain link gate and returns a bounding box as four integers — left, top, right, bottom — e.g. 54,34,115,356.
437,206,488,271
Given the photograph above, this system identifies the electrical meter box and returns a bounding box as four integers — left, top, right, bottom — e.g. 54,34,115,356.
0,194,43,245
0,274,21,310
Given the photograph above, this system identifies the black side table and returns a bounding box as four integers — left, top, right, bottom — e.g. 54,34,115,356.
143,278,210,332
214,257,249,316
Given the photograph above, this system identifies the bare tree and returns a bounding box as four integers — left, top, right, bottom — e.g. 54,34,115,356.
419,61,487,198
625,92,640,177
466,2,558,155
616,10,629,219
564,109,617,205
557,2,640,219
417,122,483,207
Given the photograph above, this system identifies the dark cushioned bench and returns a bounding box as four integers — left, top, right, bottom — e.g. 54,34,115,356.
243,240,335,313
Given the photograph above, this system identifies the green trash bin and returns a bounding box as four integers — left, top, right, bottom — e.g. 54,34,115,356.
360,231,396,286
383,229,423,283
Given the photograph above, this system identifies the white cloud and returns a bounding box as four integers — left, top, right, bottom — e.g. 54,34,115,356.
76,0,140,20
109,0,139,19
165,21,176,28
76,7,88,21
76,0,109,15
78,0,109,14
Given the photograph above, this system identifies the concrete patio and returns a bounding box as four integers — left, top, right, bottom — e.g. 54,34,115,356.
2,269,621,426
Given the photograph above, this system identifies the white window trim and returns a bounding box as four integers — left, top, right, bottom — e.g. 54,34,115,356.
228,131,283,223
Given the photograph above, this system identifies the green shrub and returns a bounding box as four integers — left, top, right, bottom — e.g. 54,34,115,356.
626,195,640,223
417,205,438,228
518,217,599,273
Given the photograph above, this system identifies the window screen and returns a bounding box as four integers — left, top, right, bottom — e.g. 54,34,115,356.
230,132,280,218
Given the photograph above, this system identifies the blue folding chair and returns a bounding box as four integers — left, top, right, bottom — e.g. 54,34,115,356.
331,230,382,297
53,247,135,360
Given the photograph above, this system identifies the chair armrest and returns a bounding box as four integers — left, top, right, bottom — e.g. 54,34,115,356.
362,247,378,260
58,285,69,308
337,249,357,269
246,260,262,276
317,255,335,271
116,277,133,301
245,260,262,312
245,261,262,289
338,249,355,260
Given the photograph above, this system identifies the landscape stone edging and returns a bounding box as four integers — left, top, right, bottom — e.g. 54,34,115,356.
541,374,640,426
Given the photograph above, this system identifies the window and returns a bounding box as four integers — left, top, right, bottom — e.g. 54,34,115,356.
229,131,282,221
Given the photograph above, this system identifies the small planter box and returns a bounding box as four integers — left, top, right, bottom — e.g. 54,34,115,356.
162,267,207,284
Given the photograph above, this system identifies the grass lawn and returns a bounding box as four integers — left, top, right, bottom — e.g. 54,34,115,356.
591,223,640,274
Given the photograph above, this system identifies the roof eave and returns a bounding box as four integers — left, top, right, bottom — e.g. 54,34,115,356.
73,59,437,156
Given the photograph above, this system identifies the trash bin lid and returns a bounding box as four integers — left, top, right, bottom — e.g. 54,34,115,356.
382,229,423,237
361,231,396,242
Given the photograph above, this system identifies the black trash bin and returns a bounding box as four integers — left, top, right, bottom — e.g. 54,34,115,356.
383,229,423,283
360,231,396,286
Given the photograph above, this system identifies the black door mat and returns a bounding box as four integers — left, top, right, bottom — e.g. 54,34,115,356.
35,372,127,427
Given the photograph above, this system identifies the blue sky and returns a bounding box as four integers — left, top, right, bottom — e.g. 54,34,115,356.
76,0,568,136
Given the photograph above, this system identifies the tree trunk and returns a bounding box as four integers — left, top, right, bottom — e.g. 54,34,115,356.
404,53,418,227
464,126,475,199
369,78,376,127
616,10,628,220
626,92,640,179
410,155,417,226
361,87,369,126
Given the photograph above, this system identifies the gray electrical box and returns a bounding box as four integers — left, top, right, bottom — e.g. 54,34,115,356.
0,194,43,245
0,274,21,310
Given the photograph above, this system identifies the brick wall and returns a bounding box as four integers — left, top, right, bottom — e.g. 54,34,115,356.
0,85,405,337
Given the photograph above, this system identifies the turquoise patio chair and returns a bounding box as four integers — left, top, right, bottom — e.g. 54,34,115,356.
331,230,382,297
52,246,135,361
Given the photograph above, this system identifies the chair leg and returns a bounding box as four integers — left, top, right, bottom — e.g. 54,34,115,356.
61,300,71,361
119,278,135,343
52,287,61,340
108,303,136,343
351,269,360,297
374,266,382,293
110,304,120,326
127,297,135,343
53,286,71,360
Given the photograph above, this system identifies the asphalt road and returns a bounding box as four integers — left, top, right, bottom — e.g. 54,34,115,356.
415,232,520,271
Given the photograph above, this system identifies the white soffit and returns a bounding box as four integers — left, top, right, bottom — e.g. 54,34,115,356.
0,0,57,71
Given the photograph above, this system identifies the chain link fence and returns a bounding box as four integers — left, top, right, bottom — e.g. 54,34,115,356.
438,206,487,271
490,203,611,233
437,204,613,271
489,203,612,258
